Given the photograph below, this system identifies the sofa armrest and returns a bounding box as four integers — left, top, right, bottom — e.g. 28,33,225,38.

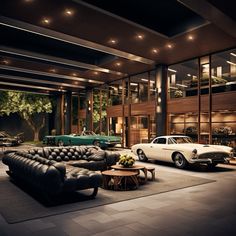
104,151,120,167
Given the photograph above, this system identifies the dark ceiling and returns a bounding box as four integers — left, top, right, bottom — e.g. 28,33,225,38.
82,0,207,37
0,0,235,94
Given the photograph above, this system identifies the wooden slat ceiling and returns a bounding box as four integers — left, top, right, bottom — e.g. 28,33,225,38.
0,0,235,94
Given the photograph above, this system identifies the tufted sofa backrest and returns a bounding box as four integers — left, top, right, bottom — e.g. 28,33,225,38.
3,151,66,196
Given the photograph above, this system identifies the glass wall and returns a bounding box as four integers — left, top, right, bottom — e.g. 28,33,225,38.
211,48,236,93
167,48,236,147
130,116,148,146
130,72,149,103
150,70,156,100
168,59,198,99
108,80,122,105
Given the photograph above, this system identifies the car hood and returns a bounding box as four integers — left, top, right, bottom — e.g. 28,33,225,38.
168,143,232,154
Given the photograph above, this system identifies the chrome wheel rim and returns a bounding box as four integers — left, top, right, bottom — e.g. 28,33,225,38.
138,150,145,160
175,154,184,166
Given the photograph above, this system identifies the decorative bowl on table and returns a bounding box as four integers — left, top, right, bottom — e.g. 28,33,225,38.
118,154,135,167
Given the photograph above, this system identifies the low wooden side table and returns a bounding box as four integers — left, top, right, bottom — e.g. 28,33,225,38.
111,164,148,183
102,170,139,191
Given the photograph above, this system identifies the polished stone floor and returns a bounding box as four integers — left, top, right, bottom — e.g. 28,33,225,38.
0,148,236,236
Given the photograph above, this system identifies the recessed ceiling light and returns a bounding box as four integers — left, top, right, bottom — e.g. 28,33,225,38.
188,35,194,40
168,68,177,73
2,59,10,65
72,73,77,77
166,44,173,49
109,39,117,45
230,52,236,57
64,9,74,16
187,74,191,77
226,60,236,66
136,34,144,40
49,68,56,73
152,48,158,54
116,62,121,66
93,71,99,75
41,17,51,25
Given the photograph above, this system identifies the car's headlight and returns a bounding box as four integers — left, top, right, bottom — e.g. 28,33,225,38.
229,148,234,158
192,149,198,159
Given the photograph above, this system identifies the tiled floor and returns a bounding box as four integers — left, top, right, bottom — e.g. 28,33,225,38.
0,148,236,236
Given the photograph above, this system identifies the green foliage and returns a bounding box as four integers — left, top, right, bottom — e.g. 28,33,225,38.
0,91,53,141
0,91,52,119
93,90,110,123
119,154,135,167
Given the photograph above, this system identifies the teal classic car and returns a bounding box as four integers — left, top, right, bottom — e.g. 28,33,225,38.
43,131,121,148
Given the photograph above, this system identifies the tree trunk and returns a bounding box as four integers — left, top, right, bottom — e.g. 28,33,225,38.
34,130,39,142
24,115,46,142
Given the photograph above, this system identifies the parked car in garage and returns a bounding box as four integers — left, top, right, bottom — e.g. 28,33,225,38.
43,130,121,149
0,131,24,146
131,135,234,169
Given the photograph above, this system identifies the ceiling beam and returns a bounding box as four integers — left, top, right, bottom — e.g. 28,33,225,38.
0,81,65,92
0,65,104,85
178,0,236,38
0,74,85,89
0,15,155,65
0,46,126,77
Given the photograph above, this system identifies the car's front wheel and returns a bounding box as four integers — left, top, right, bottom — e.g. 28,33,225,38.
137,149,148,162
58,140,64,146
93,140,101,147
174,153,188,169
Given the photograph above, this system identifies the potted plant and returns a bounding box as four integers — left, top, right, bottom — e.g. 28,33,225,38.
118,154,135,167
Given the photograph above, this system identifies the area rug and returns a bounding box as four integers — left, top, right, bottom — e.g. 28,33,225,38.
0,170,215,224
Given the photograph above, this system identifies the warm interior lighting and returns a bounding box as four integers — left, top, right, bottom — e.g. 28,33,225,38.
41,17,51,25
152,48,158,54
168,68,177,73
116,62,121,66
167,44,173,49
188,35,194,40
176,83,188,88
49,68,56,73
24,0,34,2
136,34,144,40
226,61,236,66
93,71,99,75
2,59,10,65
187,74,191,77
130,82,138,86
141,78,148,82
64,9,74,16
72,73,77,77
109,39,117,45
230,53,236,57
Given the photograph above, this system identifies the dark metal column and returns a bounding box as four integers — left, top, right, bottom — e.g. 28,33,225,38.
85,90,93,131
156,65,168,136
64,91,72,134
54,94,62,135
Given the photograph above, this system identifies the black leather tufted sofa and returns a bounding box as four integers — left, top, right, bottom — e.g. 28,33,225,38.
2,146,120,202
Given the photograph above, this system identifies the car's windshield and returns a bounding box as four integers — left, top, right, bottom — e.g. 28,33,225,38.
169,137,193,144
81,131,96,136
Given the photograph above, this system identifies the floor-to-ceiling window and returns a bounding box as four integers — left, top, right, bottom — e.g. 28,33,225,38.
167,48,236,147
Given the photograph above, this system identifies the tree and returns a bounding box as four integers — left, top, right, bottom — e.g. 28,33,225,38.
0,91,52,141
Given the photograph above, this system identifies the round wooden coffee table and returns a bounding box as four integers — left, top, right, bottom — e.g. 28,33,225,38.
111,164,148,183
102,170,139,190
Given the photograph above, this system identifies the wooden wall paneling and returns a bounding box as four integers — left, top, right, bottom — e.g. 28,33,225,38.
131,101,156,116
212,91,236,111
107,105,123,117
167,96,198,113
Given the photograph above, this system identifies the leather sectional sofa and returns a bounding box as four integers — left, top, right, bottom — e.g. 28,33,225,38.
2,145,120,203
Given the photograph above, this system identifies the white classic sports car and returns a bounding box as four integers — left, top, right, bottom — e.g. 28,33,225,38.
131,135,234,169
